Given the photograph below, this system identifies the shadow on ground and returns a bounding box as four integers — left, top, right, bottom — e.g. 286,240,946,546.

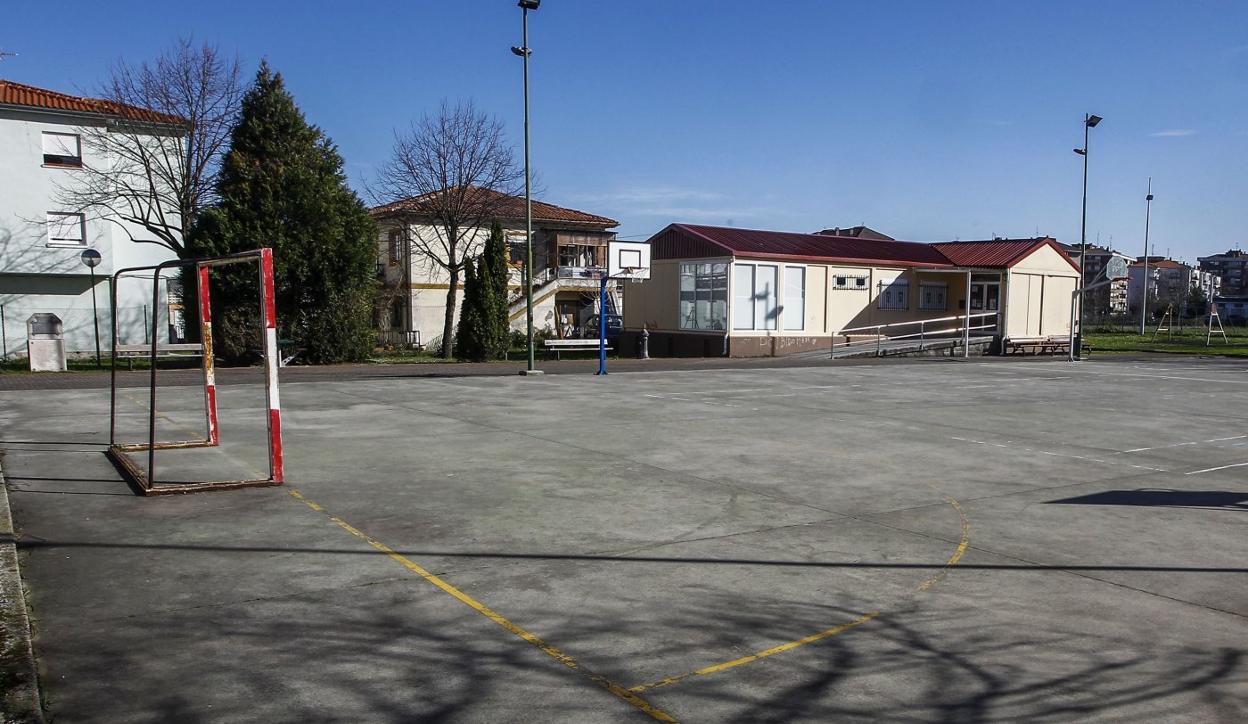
1047,489,1248,511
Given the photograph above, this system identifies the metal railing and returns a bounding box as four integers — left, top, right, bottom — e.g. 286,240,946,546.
376,329,422,348
830,312,999,358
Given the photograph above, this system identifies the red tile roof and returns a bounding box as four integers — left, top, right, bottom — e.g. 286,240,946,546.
661,224,952,267
0,79,186,125
650,225,1081,272
1129,259,1185,269
371,186,617,227
933,238,1079,270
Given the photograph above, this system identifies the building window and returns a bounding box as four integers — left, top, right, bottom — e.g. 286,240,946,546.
46,212,85,247
42,132,82,167
878,278,909,310
387,228,403,264
732,263,777,330
508,235,526,265
680,262,728,330
919,281,947,311
783,266,805,330
833,274,868,290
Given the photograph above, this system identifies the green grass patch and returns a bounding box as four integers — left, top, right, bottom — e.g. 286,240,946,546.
1086,328,1248,357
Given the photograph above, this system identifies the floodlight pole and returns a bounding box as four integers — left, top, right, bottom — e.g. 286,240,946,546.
1072,113,1101,361
1139,178,1153,335
516,1,541,375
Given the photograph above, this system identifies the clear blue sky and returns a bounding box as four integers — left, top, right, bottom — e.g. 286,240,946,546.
5,1,1247,261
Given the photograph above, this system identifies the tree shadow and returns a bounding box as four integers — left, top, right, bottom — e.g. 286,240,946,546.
1047,489,1248,511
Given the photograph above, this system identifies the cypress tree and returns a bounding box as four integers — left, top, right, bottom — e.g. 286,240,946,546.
481,222,511,359
187,62,377,364
455,258,487,361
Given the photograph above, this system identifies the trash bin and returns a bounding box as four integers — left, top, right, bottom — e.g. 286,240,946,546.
27,313,66,372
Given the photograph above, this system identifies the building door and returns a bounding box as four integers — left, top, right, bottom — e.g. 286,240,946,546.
970,280,1001,331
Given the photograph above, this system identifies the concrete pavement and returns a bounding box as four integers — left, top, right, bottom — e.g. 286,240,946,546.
1,356,1246,721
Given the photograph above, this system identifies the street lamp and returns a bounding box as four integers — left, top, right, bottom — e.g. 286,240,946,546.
1139,178,1153,335
512,0,543,375
1072,113,1102,361
79,248,102,368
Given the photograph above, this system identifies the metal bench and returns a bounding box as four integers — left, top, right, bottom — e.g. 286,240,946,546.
115,343,204,370
544,338,611,360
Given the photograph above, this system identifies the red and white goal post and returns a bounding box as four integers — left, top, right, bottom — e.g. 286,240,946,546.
106,248,284,495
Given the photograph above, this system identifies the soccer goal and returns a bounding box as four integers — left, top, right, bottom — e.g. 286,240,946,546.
106,248,284,495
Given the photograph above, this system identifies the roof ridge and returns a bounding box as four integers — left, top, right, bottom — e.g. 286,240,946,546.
0,78,185,125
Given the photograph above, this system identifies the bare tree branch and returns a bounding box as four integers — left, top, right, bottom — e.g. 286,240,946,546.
370,100,524,358
51,38,244,256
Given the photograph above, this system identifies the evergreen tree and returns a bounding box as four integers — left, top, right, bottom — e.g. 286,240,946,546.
455,258,487,361
188,62,376,364
481,222,511,359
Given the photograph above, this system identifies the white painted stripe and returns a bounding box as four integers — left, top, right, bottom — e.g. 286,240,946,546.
1184,461,1248,475
265,328,281,411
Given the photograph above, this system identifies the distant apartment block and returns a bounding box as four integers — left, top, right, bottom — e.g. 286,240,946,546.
1065,245,1132,316
1198,249,1248,297
1127,257,1218,314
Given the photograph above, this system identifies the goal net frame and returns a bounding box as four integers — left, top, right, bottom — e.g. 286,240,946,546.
106,248,284,495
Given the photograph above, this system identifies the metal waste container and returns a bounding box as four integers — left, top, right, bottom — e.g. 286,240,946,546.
27,313,66,372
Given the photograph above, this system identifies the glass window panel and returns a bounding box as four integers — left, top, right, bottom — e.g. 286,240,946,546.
784,267,805,330
756,265,777,330
733,264,755,330
46,212,85,245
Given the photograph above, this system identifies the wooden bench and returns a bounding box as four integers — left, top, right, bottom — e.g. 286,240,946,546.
544,338,611,360
115,343,204,370
1003,336,1092,356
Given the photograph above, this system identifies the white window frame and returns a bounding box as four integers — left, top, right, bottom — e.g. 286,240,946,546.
41,132,82,167
680,261,729,331
877,278,909,310
732,262,778,331
783,266,805,331
46,212,86,247
919,281,947,311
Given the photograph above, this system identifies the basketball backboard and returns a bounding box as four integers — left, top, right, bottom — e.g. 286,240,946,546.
607,240,651,280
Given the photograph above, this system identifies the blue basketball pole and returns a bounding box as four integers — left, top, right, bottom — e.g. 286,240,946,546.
596,276,608,375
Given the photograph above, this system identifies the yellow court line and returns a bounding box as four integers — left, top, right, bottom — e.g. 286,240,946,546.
916,495,971,592
286,489,676,723
628,492,972,693
628,611,879,693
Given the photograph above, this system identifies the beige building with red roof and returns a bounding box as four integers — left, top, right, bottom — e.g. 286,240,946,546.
623,224,1081,357
371,188,619,350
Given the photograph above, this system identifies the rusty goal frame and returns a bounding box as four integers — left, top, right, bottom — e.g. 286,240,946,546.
106,248,284,495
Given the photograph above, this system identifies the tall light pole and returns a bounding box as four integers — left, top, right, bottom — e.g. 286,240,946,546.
1139,178,1153,335
80,248,103,368
512,0,542,375
1072,113,1102,360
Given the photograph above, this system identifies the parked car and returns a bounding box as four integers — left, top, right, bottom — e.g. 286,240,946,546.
584,314,623,341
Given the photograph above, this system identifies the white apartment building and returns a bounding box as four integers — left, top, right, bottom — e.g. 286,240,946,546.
0,80,182,359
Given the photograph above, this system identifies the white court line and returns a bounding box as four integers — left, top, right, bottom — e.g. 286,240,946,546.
1118,435,1247,454
1058,369,1248,385
950,436,1167,473
643,393,739,408
1185,461,1248,475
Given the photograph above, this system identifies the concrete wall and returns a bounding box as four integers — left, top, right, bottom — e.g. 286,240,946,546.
0,109,177,358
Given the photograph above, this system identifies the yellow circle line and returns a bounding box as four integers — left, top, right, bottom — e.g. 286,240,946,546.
627,492,972,693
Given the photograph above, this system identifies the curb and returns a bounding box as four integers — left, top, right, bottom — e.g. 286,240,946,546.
0,458,44,723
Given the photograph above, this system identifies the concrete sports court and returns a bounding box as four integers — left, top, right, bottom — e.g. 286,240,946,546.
2,356,1246,722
